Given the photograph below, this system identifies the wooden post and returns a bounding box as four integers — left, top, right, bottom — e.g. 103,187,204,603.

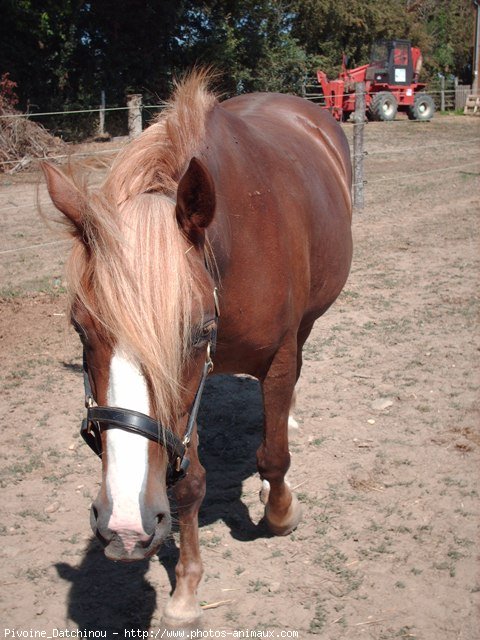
473,0,480,95
127,94,143,138
98,90,106,136
353,82,365,210
440,75,445,112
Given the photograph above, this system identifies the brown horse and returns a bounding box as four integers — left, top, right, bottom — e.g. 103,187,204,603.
42,72,352,626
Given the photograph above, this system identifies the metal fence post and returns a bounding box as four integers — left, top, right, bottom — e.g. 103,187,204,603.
127,94,143,138
353,82,365,210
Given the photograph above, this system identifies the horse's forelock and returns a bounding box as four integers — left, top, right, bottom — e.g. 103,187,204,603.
65,71,217,424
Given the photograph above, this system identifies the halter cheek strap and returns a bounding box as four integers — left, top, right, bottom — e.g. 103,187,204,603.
80,288,219,487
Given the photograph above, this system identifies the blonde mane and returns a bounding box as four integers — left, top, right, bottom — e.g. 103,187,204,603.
67,71,218,425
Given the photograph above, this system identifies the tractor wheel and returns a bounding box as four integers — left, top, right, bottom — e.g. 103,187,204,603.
369,92,398,121
408,93,435,121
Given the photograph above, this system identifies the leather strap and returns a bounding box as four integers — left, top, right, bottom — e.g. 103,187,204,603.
85,406,186,458
79,287,219,486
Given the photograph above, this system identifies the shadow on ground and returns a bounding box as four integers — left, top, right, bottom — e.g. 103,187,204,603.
57,374,265,633
56,540,155,634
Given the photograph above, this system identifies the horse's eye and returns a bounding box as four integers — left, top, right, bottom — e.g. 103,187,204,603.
192,321,215,347
203,320,216,336
72,320,88,345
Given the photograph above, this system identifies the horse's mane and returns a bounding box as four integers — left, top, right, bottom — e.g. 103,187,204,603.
67,70,218,424
104,69,217,203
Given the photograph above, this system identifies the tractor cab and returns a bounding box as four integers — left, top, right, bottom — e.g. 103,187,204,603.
366,40,414,86
315,37,433,122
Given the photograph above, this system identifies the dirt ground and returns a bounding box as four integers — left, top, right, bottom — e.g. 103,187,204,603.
0,115,479,639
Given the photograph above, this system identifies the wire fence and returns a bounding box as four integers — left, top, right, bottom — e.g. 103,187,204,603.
0,103,167,120
0,80,470,126
303,77,472,112
351,159,480,190
1,93,478,261
363,137,480,156
0,105,133,120
0,100,166,156
0,146,125,169
0,239,70,256
0,79,475,175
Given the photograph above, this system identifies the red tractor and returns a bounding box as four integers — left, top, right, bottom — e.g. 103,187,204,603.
316,40,435,122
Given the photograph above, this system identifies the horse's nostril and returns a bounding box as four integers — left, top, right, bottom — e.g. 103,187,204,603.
156,514,164,525
91,504,99,521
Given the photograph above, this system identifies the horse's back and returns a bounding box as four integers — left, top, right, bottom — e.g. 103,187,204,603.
202,92,353,369
208,91,352,251
222,92,351,199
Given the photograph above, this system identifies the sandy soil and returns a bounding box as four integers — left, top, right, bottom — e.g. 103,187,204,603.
0,115,479,639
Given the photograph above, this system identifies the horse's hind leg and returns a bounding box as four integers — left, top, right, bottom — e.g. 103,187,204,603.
257,337,303,536
287,320,314,432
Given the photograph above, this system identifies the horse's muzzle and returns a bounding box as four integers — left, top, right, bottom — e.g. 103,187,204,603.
90,505,171,561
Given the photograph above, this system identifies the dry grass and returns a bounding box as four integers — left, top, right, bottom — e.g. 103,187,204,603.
0,108,66,173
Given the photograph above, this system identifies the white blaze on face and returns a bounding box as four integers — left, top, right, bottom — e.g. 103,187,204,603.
106,349,150,539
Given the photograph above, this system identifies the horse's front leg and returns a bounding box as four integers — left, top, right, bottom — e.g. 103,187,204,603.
163,432,206,627
257,338,303,536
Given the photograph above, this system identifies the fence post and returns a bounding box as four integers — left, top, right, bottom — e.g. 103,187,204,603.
353,82,365,210
127,94,143,138
440,75,445,112
98,90,106,137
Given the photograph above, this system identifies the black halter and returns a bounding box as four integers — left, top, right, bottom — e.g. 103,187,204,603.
80,288,219,487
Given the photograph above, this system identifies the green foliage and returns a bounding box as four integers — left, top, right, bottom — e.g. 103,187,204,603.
422,0,474,81
0,0,474,121
292,0,474,82
179,1,307,94
292,0,414,76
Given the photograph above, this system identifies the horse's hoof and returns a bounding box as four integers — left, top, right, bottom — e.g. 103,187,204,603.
265,494,303,536
162,599,203,630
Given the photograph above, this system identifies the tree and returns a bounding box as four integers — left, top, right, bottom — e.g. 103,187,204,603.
291,0,474,82
415,0,474,81
178,1,307,95
0,0,474,123
0,0,85,109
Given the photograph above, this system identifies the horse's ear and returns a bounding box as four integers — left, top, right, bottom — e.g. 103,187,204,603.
41,162,85,235
176,158,215,242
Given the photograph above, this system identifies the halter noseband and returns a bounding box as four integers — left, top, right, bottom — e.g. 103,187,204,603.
80,288,219,487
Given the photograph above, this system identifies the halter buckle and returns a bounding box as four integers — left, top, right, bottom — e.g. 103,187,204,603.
213,287,220,318
206,343,214,374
